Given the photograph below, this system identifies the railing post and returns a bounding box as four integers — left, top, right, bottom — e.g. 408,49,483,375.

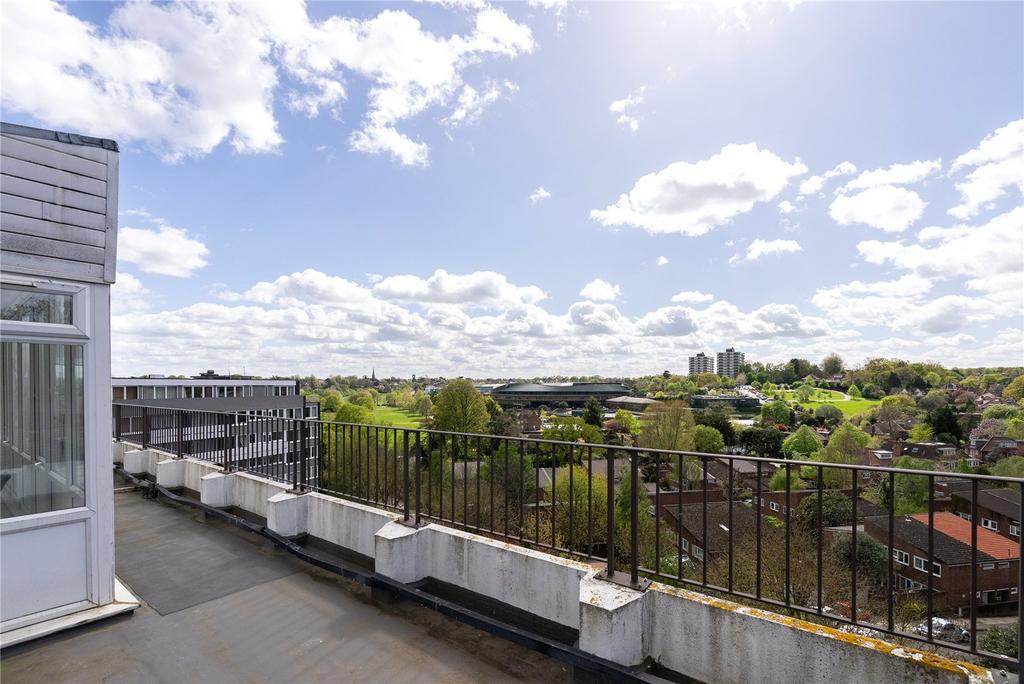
415,431,422,526
403,430,410,521
232,412,240,472
300,417,308,492
291,419,299,492
114,404,122,441
176,410,184,458
606,448,616,578
142,406,150,449
630,449,640,586
220,413,231,472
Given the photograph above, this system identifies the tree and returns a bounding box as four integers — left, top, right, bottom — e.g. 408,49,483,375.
814,405,843,427
639,401,696,452
543,417,602,465
889,456,932,513
926,405,964,444
1007,417,1024,440
333,401,372,425
992,457,1024,478
693,425,725,454
739,425,784,457
611,409,640,435
415,393,433,417
348,390,376,410
583,397,603,427
822,423,870,461
321,389,342,412
796,490,852,532
761,400,791,426
822,353,844,376
908,423,934,442
782,424,823,458
847,384,862,399
983,404,1021,420
769,466,805,491
831,533,888,586
973,418,1007,440
431,379,490,435
795,384,815,403
1003,375,1024,402
979,625,1018,660
695,407,737,446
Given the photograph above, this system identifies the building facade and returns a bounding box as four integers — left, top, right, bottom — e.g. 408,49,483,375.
1,123,132,640
716,347,745,378
688,352,714,376
112,373,319,485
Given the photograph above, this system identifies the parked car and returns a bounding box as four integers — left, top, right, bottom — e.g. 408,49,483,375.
914,618,970,644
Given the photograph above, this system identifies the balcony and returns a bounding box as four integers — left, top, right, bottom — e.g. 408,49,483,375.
4,403,1019,683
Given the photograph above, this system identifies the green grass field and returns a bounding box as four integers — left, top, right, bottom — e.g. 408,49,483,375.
774,388,880,418
370,405,424,428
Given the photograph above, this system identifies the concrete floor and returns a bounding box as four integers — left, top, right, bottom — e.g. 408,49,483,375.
1,492,570,683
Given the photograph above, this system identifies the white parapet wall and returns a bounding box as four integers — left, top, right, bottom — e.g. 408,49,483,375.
117,441,999,684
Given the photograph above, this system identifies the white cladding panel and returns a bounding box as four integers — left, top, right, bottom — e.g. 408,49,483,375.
0,520,89,622
1,125,119,284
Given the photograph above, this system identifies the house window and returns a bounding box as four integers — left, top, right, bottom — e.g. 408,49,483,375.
681,538,689,551
913,556,941,576
770,502,780,512
0,341,86,518
982,563,995,570
694,546,704,560
893,549,909,565
982,518,998,531
959,513,972,522
0,287,73,324
1013,587,1019,596
1011,522,1020,537
998,562,1010,569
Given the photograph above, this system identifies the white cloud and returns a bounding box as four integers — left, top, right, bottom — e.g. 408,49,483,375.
636,306,698,336
590,143,807,235
373,269,547,307
529,186,552,204
656,256,670,266
777,200,796,214
838,159,941,194
118,220,209,278
609,86,646,132
579,278,621,301
111,272,150,314
948,119,1024,219
730,238,802,263
798,160,857,197
671,290,714,303
568,300,629,334
1,1,534,165
443,80,517,127
829,185,925,232
856,206,1023,308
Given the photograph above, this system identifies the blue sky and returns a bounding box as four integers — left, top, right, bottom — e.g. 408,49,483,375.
2,1,1022,377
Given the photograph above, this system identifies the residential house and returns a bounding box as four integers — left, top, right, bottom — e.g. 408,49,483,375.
950,488,1021,539
864,512,1019,615
661,501,756,564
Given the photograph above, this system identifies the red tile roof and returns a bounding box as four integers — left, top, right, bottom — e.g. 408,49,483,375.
911,512,1019,561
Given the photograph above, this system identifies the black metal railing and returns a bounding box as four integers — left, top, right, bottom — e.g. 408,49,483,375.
113,403,1022,670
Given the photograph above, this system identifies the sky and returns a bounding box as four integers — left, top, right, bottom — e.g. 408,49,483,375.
2,0,1022,378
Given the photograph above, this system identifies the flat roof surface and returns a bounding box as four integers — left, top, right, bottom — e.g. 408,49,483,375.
0,493,569,683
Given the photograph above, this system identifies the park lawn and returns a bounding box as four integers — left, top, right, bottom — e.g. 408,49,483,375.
779,388,847,402
797,398,880,418
371,405,424,428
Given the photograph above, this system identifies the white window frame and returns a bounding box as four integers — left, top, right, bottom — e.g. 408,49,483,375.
893,549,909,566
981,518,998,531
913,556,941,576
1011,522,1020,537
959,512,972,522
681,538,689,551
694,546,704,560
769,501,780,512
0,278,91,340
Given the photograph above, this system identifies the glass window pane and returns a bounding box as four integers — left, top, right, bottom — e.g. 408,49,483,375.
1,342,85,518
1,287,73,324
